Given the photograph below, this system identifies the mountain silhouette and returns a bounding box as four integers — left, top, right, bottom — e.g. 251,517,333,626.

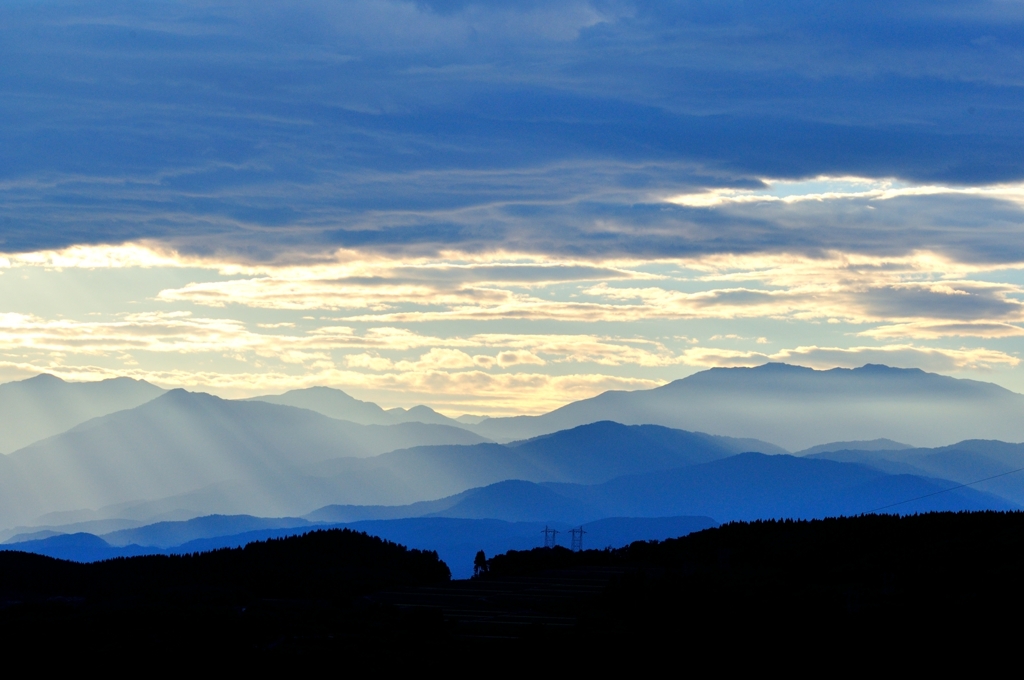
101,513,314,548
309,451,1015,526
466,363,1024,449
0,389,486,526
423,480,600,523
548,452,1016,521
0,374,164,453
6,514,1024,656
251,386,466,428
3,514,720,579
107,421,757,517
795,438,912,456
302,421,767,507
808,439,1024,505
5,448,1015,578
0,532,153,561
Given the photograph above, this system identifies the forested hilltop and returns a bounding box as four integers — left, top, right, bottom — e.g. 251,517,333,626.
483,512,1024,622
0,529,450,658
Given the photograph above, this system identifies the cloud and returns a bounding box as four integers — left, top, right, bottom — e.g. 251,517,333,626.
859,322,1024,339
0,308,678,372
0,243,192,269
3,2,1024,409
154,261,643,311
10,243,1023,333
495,350,546,367
1,2,1024,261
2,300,1020,412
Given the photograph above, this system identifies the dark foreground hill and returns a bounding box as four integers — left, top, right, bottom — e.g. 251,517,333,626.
0,528,449,659
3,513,1024,665
2,514,719,579
463,512,1024,661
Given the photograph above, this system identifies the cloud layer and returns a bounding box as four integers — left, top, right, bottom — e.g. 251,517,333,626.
1,1,1023,261
2,2,1024,411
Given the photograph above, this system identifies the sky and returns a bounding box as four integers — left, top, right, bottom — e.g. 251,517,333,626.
1,0,1024,415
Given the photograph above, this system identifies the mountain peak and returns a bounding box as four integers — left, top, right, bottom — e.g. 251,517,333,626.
150,388,226,409
662,362,986,392
406,405,441,416
468,362,1024,450
251,387,465,428
23,373,65,384
287,385,359,400
161,387,206,398
752,362,813,372
0,374,166,454
852,363,919,373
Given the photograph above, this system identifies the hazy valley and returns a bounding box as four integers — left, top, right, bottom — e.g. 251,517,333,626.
3,364,1023,578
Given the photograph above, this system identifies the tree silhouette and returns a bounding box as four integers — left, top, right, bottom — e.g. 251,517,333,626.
473,549,489,576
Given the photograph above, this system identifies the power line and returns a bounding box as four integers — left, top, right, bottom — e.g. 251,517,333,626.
541,525,559,548
865,465,1024,514
568,526,585,552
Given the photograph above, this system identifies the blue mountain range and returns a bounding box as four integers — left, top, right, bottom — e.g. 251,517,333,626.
1,364,1023,579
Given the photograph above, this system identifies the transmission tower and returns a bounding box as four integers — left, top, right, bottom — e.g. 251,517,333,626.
568,526,586,552
542,525,559,548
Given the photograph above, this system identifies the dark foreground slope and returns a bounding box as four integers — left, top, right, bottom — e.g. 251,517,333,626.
0,529,449,658
466,512,1024,659
4,513,1024,665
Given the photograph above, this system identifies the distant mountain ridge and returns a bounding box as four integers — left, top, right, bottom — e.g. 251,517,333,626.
808,440,1024,505
250,386,465,428
101,514,313,548
796,439,912,456
300,421,777,508
0,374,164,453
310,452,1015,526
9,449,1005,575
0,389,486,527
0,515,721,578
466,364,1024,449
4,366,1023,536
105,421,753,522
546,452,1016,521
0,407,773,528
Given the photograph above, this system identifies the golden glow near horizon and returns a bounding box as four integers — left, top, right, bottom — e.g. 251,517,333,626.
4,0,1024,424
1,177,1022,414
2,220,1024,416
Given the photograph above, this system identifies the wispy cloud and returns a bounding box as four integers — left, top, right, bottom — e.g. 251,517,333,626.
861,322,1024,339
667,177,1024,209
